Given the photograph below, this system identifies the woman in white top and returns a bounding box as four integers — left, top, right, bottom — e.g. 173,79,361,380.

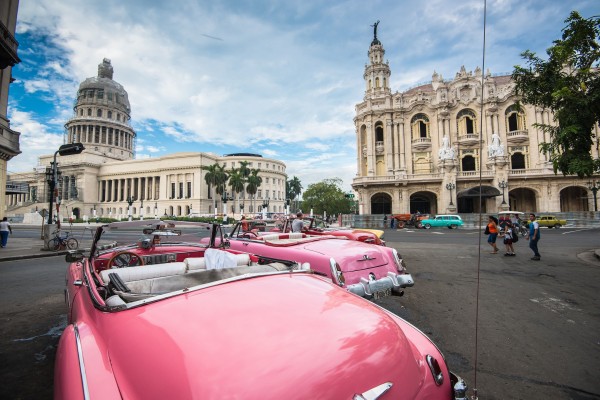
0,217,12,248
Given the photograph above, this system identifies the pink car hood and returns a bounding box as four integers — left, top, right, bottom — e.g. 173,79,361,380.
299,239,389,272
98,275,425,399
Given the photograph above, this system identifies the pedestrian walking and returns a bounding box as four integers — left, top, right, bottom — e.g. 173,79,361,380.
486,215,499,254
526,213,541,260
0,217,12,248
501,220,516,256
390,216,396,229
383,214,388,229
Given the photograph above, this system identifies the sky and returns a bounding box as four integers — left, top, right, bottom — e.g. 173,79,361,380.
6,0,598,192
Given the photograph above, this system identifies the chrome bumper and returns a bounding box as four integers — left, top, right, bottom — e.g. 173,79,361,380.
450,372,468,400
346,272,414,298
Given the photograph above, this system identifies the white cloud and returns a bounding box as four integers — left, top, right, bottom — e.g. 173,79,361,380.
10,0,599,191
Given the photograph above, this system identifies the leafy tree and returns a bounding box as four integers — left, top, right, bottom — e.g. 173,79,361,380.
201,163,219,213
245,168,262,213
228,168,245,213
286,176,303,211
301,178,354,215
512,11,600,177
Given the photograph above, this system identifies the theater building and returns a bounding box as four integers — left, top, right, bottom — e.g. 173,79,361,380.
352,27,599,215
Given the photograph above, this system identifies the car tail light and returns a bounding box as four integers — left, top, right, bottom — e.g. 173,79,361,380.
392,248,407,272
426,354,444,386
329,258,345,286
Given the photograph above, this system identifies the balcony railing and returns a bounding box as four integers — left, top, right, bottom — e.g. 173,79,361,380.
506,130,529,144
457,133,480,146
411,137,432,151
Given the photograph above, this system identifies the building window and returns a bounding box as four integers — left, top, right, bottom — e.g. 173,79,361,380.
258,190,262,199
187,182,192,198
97,109,102,117
511,153,526,169
265,177,269,183
108,92,113,101
457,109,477,135
375,123,384,142
171,183,176,199
108,111,112,119
179,182,184,198
117,113,121,121
87,108,92,116
97,90,104,99
505,105,526,132
411,113,430,139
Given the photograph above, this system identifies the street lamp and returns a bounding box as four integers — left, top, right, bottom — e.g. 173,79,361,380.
262,197,270,220
221,190,233,222
140,199,144,220
46,143,85,226
587,180,599,212
154,202,158,218
126,195,135,221
445,182,456,206
498,180,508,205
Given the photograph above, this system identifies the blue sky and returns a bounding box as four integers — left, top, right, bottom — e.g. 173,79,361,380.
7,0,598,191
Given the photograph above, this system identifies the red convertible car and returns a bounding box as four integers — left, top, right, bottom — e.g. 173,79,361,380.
272,216,385,245
55,220,467,399
204,222,414,299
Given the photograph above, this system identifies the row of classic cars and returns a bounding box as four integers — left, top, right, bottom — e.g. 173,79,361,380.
55,219,468,399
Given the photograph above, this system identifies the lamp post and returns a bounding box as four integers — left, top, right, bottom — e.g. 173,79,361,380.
154,202,158,218
445,182,456,206
140,199,144,220
587,180,599,212
126,195,135,221
45,143,85,226
262,197,270,220
285,198,290,215
498,180,508,205
221,190,233,223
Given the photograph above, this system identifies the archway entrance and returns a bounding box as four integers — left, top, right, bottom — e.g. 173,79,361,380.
560,186,588,211
410,191,437,214
508,188,537,212
456,185,500,213
72,207,80,219
371,193,392,214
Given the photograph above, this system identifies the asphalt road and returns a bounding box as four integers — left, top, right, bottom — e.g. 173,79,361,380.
1,226,599,399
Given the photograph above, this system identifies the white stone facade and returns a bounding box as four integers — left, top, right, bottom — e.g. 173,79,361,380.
352,29,600,215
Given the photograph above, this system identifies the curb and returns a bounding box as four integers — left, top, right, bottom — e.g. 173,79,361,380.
0,250,68,262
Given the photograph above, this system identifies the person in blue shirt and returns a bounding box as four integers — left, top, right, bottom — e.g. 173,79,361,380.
525,213,541,260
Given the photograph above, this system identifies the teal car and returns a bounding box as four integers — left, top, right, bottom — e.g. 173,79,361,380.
420,214,464,229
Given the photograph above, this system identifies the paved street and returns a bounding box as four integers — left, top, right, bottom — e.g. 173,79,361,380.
0,225,599,399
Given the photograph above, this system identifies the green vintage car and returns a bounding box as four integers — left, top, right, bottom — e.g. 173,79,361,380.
534,215,567,229
420,214,464,229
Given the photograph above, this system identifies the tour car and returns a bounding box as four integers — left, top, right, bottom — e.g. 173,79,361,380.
204,222,413,299
535,215,567,228
55,219,467,399
272,216,385,245
420,215,464,229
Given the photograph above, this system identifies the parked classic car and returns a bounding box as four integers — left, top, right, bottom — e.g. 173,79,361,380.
535,215,567,228
55,219,467,399
205,222,413,299
420,214,464,229
272,216,385,245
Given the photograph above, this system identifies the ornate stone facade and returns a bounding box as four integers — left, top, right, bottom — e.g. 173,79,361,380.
6,60,287,220
352,28,600,215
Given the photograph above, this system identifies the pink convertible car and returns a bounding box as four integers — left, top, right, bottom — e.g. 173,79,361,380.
55,220,467,399
204,221,413,300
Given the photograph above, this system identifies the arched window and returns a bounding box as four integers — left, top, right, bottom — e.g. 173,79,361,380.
96,109,102,117
511,153,526,169
87,108,92,116
457,109,477,135
461,155,476,171
375,77,380,88
505,105,526,132
383,77,387,88
411,113,430,139
375,123,384,142
108,111,112,119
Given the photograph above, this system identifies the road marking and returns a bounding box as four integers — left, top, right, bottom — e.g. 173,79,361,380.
562,228,595,234
529,297,581,313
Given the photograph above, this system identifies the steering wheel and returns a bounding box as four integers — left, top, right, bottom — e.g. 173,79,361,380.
108,251,145,268
241,231,259,239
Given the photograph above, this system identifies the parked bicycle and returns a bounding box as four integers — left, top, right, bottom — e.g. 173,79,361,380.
49,230,79,251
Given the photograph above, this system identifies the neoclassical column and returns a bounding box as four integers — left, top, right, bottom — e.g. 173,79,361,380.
385,120,393,173
366,122,374,175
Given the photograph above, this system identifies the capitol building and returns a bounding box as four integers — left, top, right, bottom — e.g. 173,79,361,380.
6,59,287,220
352,26,600,215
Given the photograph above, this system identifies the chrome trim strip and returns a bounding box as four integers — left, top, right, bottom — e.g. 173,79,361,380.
73,324,91,400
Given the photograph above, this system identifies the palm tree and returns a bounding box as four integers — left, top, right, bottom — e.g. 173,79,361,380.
228,168,245,214
214,164,229,214
245,168,262,214
201,164,219,214
287,176,303,211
